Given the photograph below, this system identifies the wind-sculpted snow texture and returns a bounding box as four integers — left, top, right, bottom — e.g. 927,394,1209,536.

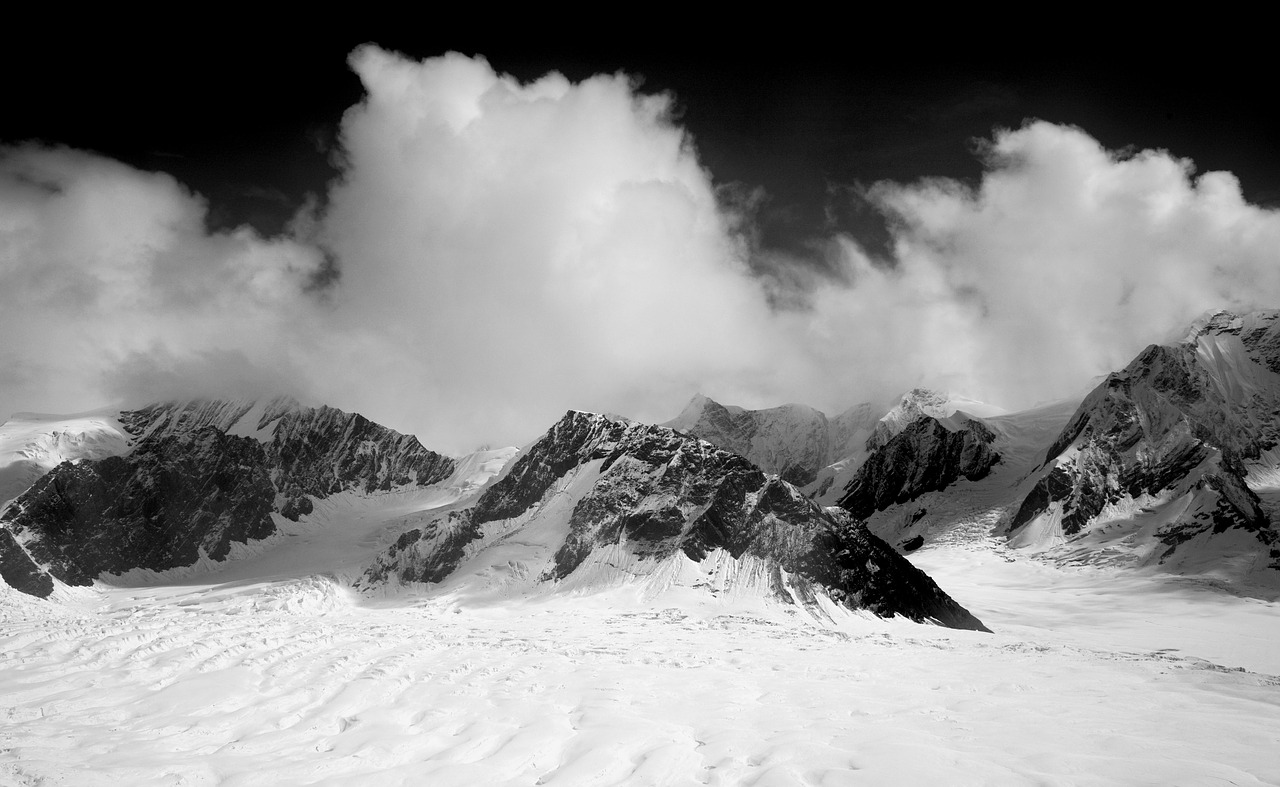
0,399,458,596
1008,310,1280,573
838,416,1000,520
664,394,877,488
1,428,276,587
365,410,989,631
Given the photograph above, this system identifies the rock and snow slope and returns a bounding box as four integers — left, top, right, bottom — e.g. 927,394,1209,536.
362,410,988,631
1005,310,1280,583
668,389,1013,514
0,402,985,630
0,398,456,597
798,311,1280,592
0,409,132,511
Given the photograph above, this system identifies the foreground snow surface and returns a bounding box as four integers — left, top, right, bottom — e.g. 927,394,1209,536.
4,554,1279,786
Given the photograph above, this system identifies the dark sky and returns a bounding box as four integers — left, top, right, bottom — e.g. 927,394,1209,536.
4,25,1274,256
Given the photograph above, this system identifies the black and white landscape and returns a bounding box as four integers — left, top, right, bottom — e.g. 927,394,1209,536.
3,34,1280,785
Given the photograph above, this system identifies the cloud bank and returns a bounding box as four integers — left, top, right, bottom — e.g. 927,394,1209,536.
0,146,328,414
313,47,787,445
2,49,1279,453
804,122,1280,410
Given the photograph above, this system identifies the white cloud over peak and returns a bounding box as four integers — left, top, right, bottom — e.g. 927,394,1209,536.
3,52,1280,453
828,121,1280,409
312,48,787,446
0,145,328,414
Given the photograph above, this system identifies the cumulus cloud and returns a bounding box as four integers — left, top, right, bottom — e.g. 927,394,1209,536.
312,47,789,447
794,121,1280,412
0,144,329,415
4,50,1280,455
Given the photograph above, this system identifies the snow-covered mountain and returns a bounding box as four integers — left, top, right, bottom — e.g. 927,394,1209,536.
7,309,1279,619
0,400,986,630
836,414,1001,521
1005,310,1280,581
797,310,1280,591
0,398,455,597
362,410,987,630
666,389,1009,510
865,388,1007,455
819,388,1007,513
842,398,1079,551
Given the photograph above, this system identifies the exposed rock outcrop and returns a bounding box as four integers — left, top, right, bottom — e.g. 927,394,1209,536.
838,416,1000,520
0,528,54,598
2,428,276,586
125,399,456,503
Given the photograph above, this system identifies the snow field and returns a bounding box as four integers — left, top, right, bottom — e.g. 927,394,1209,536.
3,407,1279,785
4,545,1280,786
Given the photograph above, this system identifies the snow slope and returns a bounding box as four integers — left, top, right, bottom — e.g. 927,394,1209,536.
3,533,1277,785
0,409,132,511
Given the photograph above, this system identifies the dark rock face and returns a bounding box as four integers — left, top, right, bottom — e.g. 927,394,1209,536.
815,510,983,630
838,417,1000,520
365,411,989,631
269,406,455,496
125,399,456,499
2,398,457,597
0,528,54,598
2,428,276,586
1006,312,1280,566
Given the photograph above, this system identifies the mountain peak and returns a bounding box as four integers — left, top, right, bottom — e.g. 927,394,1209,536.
1183,308,1246,342
867,388,1000,454
363,407,988,630
1183,307,1280,341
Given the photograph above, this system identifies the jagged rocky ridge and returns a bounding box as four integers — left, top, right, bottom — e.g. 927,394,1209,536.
838,416,1000,520
124,399,456,512
0,399,455,597
1006,310,1280,571
665,322,1280,586
362,410,989,631
666,390,1006,512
